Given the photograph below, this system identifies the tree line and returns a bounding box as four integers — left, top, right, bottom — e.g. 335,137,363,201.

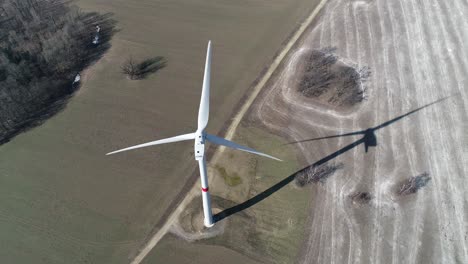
0,0,116,144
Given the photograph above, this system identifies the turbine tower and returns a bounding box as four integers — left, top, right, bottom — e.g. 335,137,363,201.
107,41,281,227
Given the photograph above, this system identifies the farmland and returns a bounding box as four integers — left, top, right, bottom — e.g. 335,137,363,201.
0,0,320,263
251,0,468,262
2,0,464,263
144,0,468,263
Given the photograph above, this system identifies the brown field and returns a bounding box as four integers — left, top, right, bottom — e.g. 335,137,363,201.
0,0,320,263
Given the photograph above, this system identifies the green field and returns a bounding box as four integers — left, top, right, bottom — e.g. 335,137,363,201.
143,233,261,264
0,0,318,263
146,125,311,263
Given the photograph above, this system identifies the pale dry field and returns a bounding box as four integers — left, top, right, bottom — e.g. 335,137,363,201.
252,0,468,263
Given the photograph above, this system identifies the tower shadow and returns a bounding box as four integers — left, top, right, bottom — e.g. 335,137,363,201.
213,96,451,223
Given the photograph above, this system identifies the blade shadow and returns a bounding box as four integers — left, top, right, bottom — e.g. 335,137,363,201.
287,95,451,147
214,96,451,223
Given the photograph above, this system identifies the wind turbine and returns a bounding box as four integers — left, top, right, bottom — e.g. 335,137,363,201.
107,41,281,227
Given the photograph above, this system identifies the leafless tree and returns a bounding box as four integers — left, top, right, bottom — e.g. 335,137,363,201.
396,172,431,196
294,162,344,187
298,48,371,106
121,56,167,80
350,191,372,204
0,0,116,144
121,56,138,80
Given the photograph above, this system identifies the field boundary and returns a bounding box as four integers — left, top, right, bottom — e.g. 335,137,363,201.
129,0,329,263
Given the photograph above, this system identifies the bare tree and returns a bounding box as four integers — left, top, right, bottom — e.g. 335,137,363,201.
396,172,431,196
298,48,371,106
121,56,138,80
294,162,344,187
0,0,117,144
121,56,167,80
350,191,372,204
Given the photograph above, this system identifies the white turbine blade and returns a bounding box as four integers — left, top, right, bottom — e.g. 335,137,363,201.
206,134,282,161
106,133,195,155
197,40,211,131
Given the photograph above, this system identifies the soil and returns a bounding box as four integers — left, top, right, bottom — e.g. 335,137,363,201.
249,0,468,262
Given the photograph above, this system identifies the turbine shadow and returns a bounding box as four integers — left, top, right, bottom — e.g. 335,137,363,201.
286,96,451,152
213,96,451,223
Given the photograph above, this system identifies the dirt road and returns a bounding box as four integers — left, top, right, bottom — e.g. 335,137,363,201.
128,1,329,263
252,0,468,263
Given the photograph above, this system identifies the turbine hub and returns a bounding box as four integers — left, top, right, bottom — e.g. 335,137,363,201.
194,131,205,160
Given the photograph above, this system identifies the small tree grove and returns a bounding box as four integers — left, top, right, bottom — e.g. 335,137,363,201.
0,0,116,144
